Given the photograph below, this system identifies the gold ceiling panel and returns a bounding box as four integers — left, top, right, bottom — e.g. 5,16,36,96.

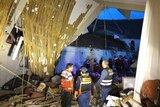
22,0,92,77
0,0,14,47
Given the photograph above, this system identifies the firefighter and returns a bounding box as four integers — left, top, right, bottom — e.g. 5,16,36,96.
96,59,113,105
74,67,94,107
61,63,74,107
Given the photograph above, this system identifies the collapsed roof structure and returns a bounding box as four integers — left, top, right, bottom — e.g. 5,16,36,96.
0,0,146,77
1,0,160,106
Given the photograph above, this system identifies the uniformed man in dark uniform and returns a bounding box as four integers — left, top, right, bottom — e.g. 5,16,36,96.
96,59,113,105
74,67,94,107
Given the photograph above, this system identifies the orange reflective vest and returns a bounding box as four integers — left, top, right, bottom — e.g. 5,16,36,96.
61,78,74,93
61,71,74,93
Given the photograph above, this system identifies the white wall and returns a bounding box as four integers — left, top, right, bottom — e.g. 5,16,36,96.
55,46,127,74
134,0,160,106
0,43,22,87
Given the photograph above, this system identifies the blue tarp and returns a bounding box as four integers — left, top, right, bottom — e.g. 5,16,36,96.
97,8,144,20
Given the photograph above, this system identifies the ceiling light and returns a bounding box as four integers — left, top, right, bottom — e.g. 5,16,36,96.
35,7,38,11
14,0,17,3
32,9,35,12
58,5,61,7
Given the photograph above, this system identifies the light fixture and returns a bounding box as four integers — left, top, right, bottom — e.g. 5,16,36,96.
58,4,61,7
53,43,56,47
35,7,38,11
31,9,35,12
14,0,17,3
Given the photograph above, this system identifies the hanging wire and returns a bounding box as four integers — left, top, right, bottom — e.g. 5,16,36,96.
104,18,107,48
107,8,131,51
107,8,123,34
104,7,107,49
93,0,104,33
93,18,98,32
21,55,25,104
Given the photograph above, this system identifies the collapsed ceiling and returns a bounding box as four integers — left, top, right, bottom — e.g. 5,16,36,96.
0,0,146,77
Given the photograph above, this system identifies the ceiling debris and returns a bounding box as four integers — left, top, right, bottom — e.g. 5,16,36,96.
0,0,14,47
22,0,92,77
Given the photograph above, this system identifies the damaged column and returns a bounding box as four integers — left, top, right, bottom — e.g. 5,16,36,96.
134,0,160,106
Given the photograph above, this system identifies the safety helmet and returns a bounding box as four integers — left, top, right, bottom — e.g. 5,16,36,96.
80,67,88,73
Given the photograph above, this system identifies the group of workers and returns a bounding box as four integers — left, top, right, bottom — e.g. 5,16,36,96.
60,59,114,107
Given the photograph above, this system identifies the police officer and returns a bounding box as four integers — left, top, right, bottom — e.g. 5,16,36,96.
74,67,94,107
96,59,113,105
61,63,74,107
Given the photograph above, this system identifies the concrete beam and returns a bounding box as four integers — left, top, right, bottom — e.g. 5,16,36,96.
70,0,145,44
5,0,27,40
93,0,103,4
70,3,104,44
105,1,145,11
118,9,131,19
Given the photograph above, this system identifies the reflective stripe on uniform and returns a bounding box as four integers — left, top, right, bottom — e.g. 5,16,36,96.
100,82,112,86
109,72,114,76
81,82,91,84
102,79,112,83
68,88,72,90
82,78,91,82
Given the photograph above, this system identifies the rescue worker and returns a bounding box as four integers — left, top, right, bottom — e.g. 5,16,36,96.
74,67,94,107
61,63,74,107
96,59,113,105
